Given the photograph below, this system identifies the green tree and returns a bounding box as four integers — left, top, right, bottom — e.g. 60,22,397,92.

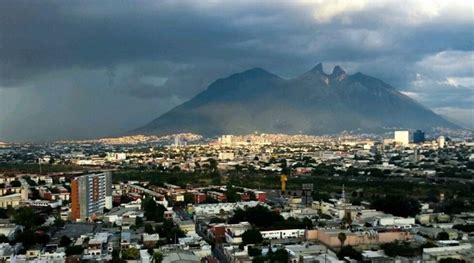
0,208,8,219
437,231,450,240
65,245,84,256
248,246,262,257
381,241,418,258
226,184,240,202
452,224,474,233
144,223,155,234
13,207,45,230
302,217,313,229
0,234,9,243
122,247,140,260
135,216,144,227
338,246,362,260
15,230,36,248
372,195,420,217
156,220,185,244
270,248,289,263
228,205,283,228
338,232,347,249
209,158,218,172
10,180,21,187
242,229,263,246
143,197,166,222
59,236,72,247
153,251,163,263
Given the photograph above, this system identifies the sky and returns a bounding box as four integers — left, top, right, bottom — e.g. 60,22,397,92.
0,0,473,142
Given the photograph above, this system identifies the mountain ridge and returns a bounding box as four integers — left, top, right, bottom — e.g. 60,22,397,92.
134,63,458,136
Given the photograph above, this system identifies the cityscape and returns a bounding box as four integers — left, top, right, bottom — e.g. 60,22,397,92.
0,1,473,263
0,130,472,262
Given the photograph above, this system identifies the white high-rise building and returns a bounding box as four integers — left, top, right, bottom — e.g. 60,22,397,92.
438,136,445,148
394,130,410,146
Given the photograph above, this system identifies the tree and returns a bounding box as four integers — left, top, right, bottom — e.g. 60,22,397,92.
338,246,362,260
35,232,50,245
143,197,166,222
15,229,37,249
248,246,262,257
59,236,72,247
156,220,185,244
302,217,313,229
439,200,470,215
54,218,65,227
371,195,421,217
13,207,45,230
312,192,331,202
10,180,21,187
122,247,140,260
135,216,144,227
381,241,418,258
338,232,347,249
228,205,283,228
452,224,474,233
153,251,163,263
65,245,84,256
0,208,8,219
242,229,263,246
0,234,9,243
144,223,155,234
226,184,240,202
270,248,289,263
209,158,218,173
437,231,450,240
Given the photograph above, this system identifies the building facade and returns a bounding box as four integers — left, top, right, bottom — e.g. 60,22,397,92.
394,130,410,146
71,172,112,221
413,130,425,143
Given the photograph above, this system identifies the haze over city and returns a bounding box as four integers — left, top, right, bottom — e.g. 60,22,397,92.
0,0,473,141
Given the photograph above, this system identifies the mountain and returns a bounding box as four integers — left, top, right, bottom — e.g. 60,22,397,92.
135,63,458,136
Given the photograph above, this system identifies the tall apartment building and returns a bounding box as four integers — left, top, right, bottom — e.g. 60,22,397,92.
71,172,112,221
394,130,410,146
413,130,425,144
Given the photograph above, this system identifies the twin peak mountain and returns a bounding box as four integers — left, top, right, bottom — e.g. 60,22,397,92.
135,63,457,136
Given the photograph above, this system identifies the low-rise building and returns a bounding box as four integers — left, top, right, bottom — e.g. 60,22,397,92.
142,233,160,248
422,243,473,262
306,229,412,248
260,229,306,240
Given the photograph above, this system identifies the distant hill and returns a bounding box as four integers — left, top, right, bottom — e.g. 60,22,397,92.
135,63,458,136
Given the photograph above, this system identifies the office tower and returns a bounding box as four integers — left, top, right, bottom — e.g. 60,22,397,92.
394,130,410,146
438,136,446,148
413,130,425,144
71,172,112,221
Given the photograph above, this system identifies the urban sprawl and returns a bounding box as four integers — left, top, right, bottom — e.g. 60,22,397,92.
0,130,473,263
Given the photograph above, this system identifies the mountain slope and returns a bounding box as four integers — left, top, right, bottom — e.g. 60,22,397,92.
135,64,458,136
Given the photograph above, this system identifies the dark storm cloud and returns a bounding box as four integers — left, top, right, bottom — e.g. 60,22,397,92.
0,0,473,141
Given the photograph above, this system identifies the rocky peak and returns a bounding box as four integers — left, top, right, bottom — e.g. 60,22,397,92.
331,66,347,81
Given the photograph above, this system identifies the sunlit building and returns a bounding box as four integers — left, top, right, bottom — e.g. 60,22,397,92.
394,130,410,146
71,172,112,221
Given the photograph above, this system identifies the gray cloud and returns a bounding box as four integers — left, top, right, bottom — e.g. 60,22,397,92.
0,0,472,141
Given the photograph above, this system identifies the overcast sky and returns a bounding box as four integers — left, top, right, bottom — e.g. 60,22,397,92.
0,0,473,141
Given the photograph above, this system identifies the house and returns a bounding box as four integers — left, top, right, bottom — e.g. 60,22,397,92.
142,233,160,249
260,229,306,240
162,251,200,263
